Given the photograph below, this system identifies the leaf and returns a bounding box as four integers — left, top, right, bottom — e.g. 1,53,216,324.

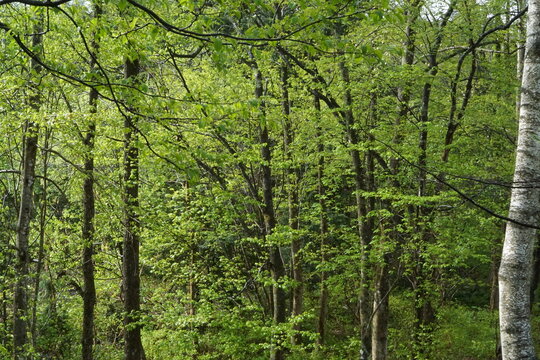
118,0,128,11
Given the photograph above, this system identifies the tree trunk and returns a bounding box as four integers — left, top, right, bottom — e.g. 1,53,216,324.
372,6,419,358
499,1,540,358
82,109,97,360
250,58,286,360
367,93,388,360
490,229,503,312
13,122,38,360
281,60,303,346
412,7,454,355
371,262,389,360
413,77,436,360
339,62,372,360
82,5,100,359
315,95,329,347
14,16,42,360
123,57,145,360
30,129,50,347
391,0,419,171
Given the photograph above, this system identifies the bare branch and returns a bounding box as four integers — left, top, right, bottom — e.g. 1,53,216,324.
0,0,70,6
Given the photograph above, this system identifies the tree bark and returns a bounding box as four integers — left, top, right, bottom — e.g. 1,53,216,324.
371,262,389,360
339,62,372,360
82,102,97,360
13,122,38,360
372,6,418,358
499,2,540,358
123,57,145,360
490,227,504,311
30,129,50,347
314,95,329,347
371,4,420,357
250,57,286,360
82,5,100,359
367,93,388,360
280,60,303,346
14,16,42,360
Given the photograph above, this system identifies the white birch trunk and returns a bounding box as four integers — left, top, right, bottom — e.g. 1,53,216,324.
499,1,540,358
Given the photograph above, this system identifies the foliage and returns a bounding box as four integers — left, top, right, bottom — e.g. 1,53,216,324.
0,0,530,358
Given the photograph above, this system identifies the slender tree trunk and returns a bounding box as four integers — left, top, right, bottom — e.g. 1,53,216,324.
82,51,98,360
442,49,477,164
30,129,50,346
413,73,436,360
372,4,420,357
250,58,286,360
372,7,418,359
491,231,504,360
530,242,540,306
188,253,197,316
499,2,540,358
266,138,286,360
339,62,372,360
2,290,7,348
187,182,197,318
14,122,38,360
280,61,303,346
490,227,504,311
81,5,100,359
123,57,145,360
371,261,389,360
412,7,454,356
82,110,97,360
367,93,388,360
14,16,42,360
391,0,419,171
315,95,329,347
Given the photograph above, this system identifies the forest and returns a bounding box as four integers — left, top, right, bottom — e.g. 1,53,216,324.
0,0,539,359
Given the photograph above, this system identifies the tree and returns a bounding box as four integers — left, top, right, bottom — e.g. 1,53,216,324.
122,56,145,360
499,1,540,358
0,0,532,359
13,10,42,359
81,8,99,360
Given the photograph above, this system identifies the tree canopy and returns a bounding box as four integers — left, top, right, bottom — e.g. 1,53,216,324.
0,0,535,359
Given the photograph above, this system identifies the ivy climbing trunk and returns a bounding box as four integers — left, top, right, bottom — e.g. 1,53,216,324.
499,1,540,358
123,57,145,360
